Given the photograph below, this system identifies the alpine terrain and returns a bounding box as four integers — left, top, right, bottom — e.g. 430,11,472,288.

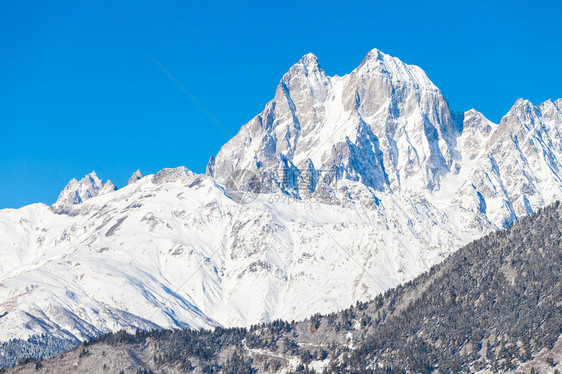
1,48,561,366
8,201,562,373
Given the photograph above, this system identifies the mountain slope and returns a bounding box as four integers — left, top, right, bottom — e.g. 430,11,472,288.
11,201,562,373
0,168,466,343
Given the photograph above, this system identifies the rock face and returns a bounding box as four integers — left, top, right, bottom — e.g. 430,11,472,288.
0,49,561,354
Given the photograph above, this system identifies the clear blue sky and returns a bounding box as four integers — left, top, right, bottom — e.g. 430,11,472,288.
1,0,561,208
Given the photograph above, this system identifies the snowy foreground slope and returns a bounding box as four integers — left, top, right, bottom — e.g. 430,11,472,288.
1,49,562,345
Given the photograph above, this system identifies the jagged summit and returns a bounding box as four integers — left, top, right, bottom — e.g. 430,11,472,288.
52,171,116,211
355,48,438,90
281,52,324,81
505,97,562,116
498,97,561,135
508,97,534,112
297,52,319,66
151,166,194,184
358,48,386,68
363,47,384,59
210,47,457,194
127,169,143,185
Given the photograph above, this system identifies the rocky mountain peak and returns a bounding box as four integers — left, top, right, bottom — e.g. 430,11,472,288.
210,48,462,194
495,99,543,138
354,48,437,91
282,52,322,79
151,166,194,184
52,171,117,212
298,52,319,68
278,52,329,105
508,97,534,113
538,98,562,116
127,169,144,185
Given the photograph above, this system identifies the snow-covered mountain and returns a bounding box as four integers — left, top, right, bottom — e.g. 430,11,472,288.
208,49,458,195
1,49,561,346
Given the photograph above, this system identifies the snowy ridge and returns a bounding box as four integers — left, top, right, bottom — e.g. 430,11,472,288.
0,49,561,345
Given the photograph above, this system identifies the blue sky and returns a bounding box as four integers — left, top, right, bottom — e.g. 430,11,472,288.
1,0,561,208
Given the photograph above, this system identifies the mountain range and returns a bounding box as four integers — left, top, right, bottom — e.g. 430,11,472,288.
1,48,561,366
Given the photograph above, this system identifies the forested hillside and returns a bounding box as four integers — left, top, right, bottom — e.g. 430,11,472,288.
7,202,562,373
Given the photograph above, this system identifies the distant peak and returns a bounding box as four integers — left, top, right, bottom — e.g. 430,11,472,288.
537,98,562,112
364,48,385,61
128,169,144,185
507,98,534,115
52,171,117,212
152,166,194,185
82,171,100,183
299,52,319,65
354,48,437,91
102,180,117,193
465,108,488,118
358,48,392,67
514,98,531,106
